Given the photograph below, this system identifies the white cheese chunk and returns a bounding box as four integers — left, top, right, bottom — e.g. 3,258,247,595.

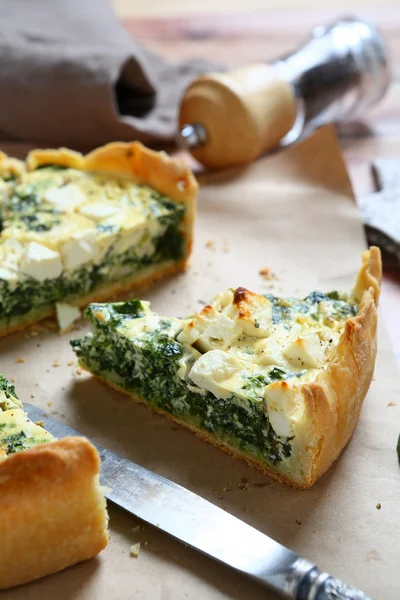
44,184,87,211
61,229,100,270
178,305,241,352
255,324,291,367
283,333,326,369
189,350,243,400
0,267,18,284
264,382,295,438
20,242,63,282
224,288,272,338
56,302,81,333
211,290,234,311
79,201,121,220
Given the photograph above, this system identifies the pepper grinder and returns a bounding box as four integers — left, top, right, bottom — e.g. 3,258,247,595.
179,16,390,170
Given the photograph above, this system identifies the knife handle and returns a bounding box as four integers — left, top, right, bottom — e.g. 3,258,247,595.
179,63,297,170
285,560,371,600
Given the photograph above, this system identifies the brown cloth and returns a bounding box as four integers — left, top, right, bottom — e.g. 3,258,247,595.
0,0,216,150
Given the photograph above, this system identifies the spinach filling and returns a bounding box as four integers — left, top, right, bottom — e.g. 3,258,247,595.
265,291,357,326
71,309,293,465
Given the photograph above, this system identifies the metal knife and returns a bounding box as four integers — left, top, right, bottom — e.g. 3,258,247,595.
25,403,370,600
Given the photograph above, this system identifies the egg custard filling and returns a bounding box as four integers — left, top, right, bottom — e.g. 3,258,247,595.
0,374,54,458
71,275,367,486
0,143,196,335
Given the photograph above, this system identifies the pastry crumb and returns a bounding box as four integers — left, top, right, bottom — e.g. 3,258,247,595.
11,377,16,383
238,478,249,491
76,368,82,375
205,240,215,250
52,360,61,367
259,267,278,281
387,402,396,407
67,360,75,366
295,519,302,525
15,358,25,364
376,503,381,510
130,542,141,558
47,401,53,407
35,420,44,427
131,525,141,533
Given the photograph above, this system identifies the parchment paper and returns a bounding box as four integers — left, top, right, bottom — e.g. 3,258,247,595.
1,126,399,600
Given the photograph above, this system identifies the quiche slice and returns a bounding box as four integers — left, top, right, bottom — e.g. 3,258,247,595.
71,248,381,488
0,375,108,589
0,143,197,336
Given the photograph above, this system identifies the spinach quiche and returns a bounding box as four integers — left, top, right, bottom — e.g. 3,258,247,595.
71,248,381,488
0,143,197,336
0,375,108,589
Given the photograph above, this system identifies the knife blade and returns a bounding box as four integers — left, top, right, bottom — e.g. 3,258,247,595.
25,403,370,600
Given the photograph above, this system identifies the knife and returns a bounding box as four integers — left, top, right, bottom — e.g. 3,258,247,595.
25,403,370,600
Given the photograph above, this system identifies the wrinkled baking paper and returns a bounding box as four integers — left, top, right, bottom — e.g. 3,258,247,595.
2,125,399,600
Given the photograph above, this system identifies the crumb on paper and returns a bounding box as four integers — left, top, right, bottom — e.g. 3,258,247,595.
67,360,75,366
238,478,249,491
47,402,53,407
205,240,215,251
52,360,61,368
11,377,16,383
30,394,34,399
35,420,44,428
387,402,396,407
76,368,82,375
15,358,25,364
130,542,141,558
376,503,381,510
259,267,278,281
296,519,302,525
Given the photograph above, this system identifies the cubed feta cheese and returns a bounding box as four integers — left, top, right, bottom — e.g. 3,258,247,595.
255,324,291,367
56,302,81,333
264,382,295,438
20,242,63,282
79,201,121,220
0,267,18,284
44,184,87,211
178,305,241,352
283,333,327,368
211,290,234,311
61,229,100,270
189,350,243,400
224,288,272,338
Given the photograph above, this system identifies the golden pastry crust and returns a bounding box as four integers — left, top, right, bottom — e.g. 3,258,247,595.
78,247,382,489
0,437,108,589
0,258,186,338
1,142,197,337
297,246,381,487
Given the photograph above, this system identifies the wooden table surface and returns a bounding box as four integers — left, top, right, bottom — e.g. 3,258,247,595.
116,4,400,368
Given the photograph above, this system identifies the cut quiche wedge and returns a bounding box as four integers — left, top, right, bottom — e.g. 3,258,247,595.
0,142,197,336
71,247,381,488
0,375,108,589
